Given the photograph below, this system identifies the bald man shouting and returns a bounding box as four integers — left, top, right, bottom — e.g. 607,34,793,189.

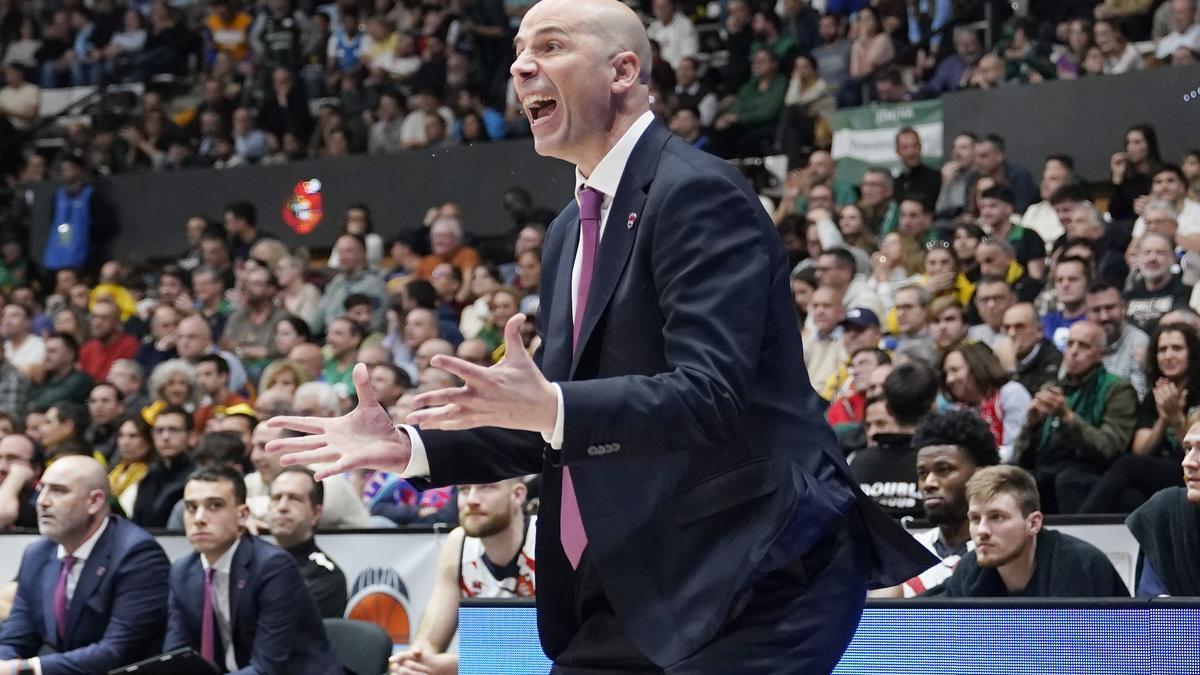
0,457,170,674
269,0,933,671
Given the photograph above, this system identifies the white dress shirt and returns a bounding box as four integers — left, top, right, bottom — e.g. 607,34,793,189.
200,537,242,672
401,111,658,477
29,518,112,675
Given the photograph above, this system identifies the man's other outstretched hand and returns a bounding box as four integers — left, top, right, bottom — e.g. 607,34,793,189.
264,362,412,479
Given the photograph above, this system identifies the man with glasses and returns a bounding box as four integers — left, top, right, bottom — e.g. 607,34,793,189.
968,276,1015,349
131,406,197,528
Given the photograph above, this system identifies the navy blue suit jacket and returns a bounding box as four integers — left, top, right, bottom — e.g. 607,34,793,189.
417,119,936,666
0,516,170,675
163,534,340,675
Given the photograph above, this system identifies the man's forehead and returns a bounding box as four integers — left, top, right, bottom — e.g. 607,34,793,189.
185,480,232,499
514,17,573,48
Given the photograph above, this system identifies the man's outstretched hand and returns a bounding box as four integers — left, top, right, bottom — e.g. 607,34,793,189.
406,313,557,435
264,362,412,480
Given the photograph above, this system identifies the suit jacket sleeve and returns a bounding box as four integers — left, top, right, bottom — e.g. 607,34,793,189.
557,172,773,464
231,553,306,675
39,539,171,675
416,423,546,488
0,549,45,660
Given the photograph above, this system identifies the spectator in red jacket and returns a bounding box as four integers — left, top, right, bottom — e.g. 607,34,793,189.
79,299,139,380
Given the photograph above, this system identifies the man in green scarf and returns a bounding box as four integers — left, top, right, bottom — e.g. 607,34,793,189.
1014,321,1137,514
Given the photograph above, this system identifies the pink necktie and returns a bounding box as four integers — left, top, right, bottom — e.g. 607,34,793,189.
201,567,216,664
53,555,77,642
562,186,602,570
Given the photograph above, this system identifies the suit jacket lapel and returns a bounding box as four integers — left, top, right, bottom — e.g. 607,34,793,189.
569,121,671,378
65,517,115,641
228,534,253,660
541,204,579,382
41,550,60,643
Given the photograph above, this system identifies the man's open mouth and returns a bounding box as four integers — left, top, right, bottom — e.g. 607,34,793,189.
523,95,559,124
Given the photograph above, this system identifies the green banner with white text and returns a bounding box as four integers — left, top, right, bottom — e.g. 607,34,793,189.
832,99,944,185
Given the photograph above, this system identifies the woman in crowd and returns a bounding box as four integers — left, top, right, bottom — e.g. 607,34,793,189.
920,241,974,306
257,359,310,400
1183,149,1200,200
1083,322,1200,513
837,203,878,253
460,263,502,339
843,6,893,106
1093,18,1142,75
475,286,520,353
940,341,1031,462
142,358,199,421
1054,18,1093,79
273,254,322,326
514,248,541,316
273,315,310,357
868,232,918,309
108,413,157,518
1110,124,1163,221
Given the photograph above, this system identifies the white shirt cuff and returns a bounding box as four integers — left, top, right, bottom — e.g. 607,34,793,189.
397,425,430,478
30,657,43,675
540,383,565,450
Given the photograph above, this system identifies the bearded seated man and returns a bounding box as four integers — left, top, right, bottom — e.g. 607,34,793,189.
939,465,1128,598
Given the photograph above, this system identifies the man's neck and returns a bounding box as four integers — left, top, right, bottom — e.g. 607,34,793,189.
202,536,239,567
279,533,311,552
335,351,356,368
97,331,118,345
7,333,28,347
989,220,1011,238
574,105,651,178
1062,302,1085,318
939,520,971,550
1144,274,1171,292
997,536,1038,594
51,365,73,380
481,514,526,569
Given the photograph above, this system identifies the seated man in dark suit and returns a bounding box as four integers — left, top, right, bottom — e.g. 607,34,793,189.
0,456,171,674
940,465,1128,597
164,464,340,674
265,467,348,619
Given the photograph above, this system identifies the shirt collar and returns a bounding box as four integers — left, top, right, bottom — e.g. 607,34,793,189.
573,110,655,204
201,534,242,576
57,516,109,562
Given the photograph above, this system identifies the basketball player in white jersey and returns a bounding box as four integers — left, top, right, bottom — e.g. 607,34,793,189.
389,478,536,674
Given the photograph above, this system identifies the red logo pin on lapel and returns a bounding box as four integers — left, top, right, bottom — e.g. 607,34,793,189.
627,212,637,229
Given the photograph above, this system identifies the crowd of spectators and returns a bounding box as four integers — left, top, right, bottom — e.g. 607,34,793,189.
2,0,1199,180
782,120,1199,523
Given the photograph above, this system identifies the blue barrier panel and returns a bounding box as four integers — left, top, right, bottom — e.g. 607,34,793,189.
459,599,1200,675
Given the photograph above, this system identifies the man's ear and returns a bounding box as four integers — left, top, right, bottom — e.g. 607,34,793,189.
1027,510,1044,535
610,51,642,93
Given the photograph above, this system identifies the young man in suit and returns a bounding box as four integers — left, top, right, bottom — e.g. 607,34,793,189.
266,0,934,670
163,464,339,674
0,456,170,674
